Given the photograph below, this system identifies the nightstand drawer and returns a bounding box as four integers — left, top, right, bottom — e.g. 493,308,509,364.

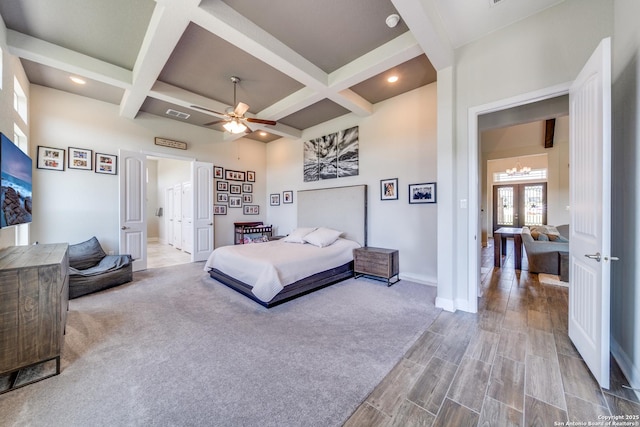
353,247,399,286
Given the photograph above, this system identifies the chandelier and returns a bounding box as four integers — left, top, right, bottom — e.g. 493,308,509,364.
506,160,531,176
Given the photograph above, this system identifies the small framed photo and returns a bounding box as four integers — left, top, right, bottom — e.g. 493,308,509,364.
214,166,224,179
243,205,259,215
95,153,118,175
214,204,227,215
270,193,280,206
380,178,398,200
229,196,242,208
216,193,228,203
225,169,245,181
68,147,93,170
283,190,293,204
409,182,437,204
243,194,253,203
216,181,228,192
230,184,242,194
247,171,255,182
37,146,65,171
242,183,253,193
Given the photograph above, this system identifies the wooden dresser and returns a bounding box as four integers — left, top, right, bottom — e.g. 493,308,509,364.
0,244,69,389
353,246,400,286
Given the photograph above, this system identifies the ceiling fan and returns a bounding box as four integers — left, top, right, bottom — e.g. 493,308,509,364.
191,76,276,134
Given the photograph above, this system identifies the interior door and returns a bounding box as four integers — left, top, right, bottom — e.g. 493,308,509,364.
165,187,174,246
182,181,193,254
493,183,546,230
191,161,214,262
569,37,612,388
173,183,182,249
119,150,147,271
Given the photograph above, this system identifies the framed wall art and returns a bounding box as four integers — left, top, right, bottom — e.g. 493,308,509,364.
229,196,242,208
68,147,93,170
380,178,398,200
216,193,228,203
214,205,227,215
243,194,253,203
216,181,228,192
230,184,242,194
95,153,117,175
270,193,280,206
247,171,255,182
409,182,437,204
242,183,253,193
243,205,259,215
214,166,224,179
37,146,65,171
283,190,293,204
225,169,245,181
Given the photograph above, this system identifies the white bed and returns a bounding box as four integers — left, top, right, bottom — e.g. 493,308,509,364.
205,185,368,307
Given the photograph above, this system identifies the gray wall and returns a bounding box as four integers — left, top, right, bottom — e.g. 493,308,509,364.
612,0,640,393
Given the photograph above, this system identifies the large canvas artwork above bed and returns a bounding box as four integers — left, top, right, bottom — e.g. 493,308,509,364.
303,126,359,182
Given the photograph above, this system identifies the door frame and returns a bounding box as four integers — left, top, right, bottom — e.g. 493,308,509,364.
467,82,571,310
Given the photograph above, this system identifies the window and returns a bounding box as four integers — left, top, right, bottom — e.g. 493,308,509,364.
13,125,29,246
14,77,27,124
493,168,547,183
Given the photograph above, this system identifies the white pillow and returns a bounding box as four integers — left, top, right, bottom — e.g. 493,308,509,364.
282,227,317,243
303,227,342,248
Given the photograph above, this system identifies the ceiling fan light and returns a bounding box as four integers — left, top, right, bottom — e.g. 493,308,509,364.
223,119,247,134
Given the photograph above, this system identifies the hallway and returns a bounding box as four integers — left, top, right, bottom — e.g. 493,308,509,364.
345,239,639,426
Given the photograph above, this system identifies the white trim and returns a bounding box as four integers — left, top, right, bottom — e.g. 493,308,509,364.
611,337,640,402
399,273,437,286
467,82,572,312
435,297,455,312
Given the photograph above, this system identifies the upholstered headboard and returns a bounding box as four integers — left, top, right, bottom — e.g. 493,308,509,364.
297,185,367,246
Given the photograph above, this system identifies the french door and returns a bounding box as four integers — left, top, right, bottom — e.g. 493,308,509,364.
493,183,547,230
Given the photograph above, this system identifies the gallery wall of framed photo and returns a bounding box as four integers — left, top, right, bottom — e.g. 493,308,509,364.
213,166,259,216
37,145,118,175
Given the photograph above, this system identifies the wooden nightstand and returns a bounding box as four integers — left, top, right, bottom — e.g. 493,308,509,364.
353,247,400,286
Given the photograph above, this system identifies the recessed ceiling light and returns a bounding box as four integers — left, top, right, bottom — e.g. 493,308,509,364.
387,75,399,83
259,131,268,137
69,76,86,85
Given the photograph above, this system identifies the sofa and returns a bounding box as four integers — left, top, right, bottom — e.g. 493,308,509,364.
68,236,133,299
521,225,569,278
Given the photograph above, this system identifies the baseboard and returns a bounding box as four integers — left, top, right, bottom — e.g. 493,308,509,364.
400,272,437,287
611,337,640,401
147,237,159,243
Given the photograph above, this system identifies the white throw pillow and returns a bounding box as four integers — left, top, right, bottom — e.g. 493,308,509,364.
282,227,317,243
303,227,342,248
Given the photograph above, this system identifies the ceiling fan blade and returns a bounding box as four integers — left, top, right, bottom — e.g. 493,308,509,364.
204,120,226,126
246,117,277,126
244,123,253,133
234,102,250,117
190,105,227,116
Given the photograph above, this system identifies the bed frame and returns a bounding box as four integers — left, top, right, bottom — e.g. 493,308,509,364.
209,184,368,308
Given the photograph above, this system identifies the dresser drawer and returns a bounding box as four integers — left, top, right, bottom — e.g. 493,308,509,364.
353,247,399,285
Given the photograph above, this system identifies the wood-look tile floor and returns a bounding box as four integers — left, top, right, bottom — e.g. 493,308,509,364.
344,239,640,427
147,241,191,269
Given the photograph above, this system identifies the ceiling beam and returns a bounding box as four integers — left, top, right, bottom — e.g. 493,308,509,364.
391,0,454,70
6,30,131,88
119,0,201,119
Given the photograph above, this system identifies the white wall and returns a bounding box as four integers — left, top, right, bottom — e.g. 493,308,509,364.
447,0,613,309
612,0,640,396
0,18,30,249
29,85,267,253
266,83,438,284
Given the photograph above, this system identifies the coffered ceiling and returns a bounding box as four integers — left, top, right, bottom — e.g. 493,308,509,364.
0,0,565,142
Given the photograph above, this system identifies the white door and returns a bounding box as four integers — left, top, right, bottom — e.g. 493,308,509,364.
569,37,612,388
165,187,174,246
119,150,147,271
173,183,182,249
191,161,214,262
182,181,193,254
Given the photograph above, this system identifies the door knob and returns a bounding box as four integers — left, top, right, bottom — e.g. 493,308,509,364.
121,226,128,230
585,253,601,262
604,256,620,262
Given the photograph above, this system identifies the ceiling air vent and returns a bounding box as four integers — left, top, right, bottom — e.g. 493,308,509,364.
165,109,190,120
489,0,506,6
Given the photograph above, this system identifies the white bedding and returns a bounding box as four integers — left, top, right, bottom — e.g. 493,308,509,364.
204,238,361,302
